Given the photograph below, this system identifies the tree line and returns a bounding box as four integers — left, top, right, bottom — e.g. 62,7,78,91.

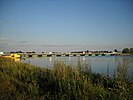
122,48,133,53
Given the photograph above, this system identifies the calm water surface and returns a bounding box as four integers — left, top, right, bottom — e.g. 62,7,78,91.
21,56,133,78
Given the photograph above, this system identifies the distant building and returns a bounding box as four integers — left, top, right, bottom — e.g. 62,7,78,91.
0,51,4,55
113,52,117,54
83,51,85,54
49,52,52,54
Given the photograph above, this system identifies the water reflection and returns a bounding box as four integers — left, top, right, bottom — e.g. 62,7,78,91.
21,56,133,78
49,57,53,66
13,58,20,62
68,56,71,61
82,56,85,61
49,57,52,62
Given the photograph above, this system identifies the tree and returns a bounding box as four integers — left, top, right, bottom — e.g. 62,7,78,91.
130,48,133,53
32,51,36,53
122,48,129,53
114,49,118,52
16,51,23,53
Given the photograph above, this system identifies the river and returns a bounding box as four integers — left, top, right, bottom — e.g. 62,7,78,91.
21,56,133,79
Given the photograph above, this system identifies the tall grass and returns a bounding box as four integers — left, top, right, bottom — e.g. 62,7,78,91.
0,57,133,100
115,57,129,81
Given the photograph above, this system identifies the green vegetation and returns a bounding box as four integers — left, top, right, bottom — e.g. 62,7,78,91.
122,48,133,54
0,57,133,100
114,49,118,52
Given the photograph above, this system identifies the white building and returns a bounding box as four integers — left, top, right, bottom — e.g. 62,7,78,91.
49,52,52,54
0,51,4,55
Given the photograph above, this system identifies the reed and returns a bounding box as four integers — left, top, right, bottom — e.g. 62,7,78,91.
115,57,129,81
0,57,133,100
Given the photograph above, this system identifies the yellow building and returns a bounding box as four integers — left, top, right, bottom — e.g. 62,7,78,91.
10,54,21,58
3,54,21,58
3,54,21,61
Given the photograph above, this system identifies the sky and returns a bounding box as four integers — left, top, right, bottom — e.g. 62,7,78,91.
0,0,133,52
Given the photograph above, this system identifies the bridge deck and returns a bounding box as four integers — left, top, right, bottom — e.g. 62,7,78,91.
20,53,123,58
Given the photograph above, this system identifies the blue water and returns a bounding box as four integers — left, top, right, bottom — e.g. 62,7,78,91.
21,56,133,78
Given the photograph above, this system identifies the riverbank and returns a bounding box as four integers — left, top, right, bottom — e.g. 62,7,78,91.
0,57,133,99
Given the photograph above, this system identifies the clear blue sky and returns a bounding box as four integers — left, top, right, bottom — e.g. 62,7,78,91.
0,0,133,52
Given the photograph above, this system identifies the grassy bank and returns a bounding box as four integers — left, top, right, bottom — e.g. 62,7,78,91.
0,57,133,100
